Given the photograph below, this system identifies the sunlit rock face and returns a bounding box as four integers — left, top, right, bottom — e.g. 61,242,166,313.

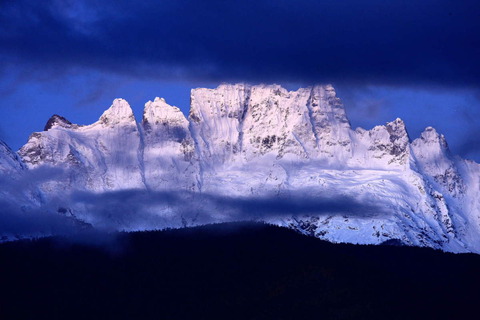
189,84,352,164
4,84,480,253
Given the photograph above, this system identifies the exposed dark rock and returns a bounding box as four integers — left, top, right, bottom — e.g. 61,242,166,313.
44,114,73,131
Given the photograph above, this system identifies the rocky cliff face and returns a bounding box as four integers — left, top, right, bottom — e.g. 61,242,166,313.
3,84,480,253
142,97,198,191
189,84,352,164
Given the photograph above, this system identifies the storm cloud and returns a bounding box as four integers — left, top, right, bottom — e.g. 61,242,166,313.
1,0,479,87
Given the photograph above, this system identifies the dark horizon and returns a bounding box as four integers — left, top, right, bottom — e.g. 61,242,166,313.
2,222,480,319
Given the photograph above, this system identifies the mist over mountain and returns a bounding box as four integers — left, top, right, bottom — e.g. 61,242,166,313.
1,84,480,253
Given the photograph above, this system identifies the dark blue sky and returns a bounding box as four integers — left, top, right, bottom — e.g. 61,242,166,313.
1,0,479,160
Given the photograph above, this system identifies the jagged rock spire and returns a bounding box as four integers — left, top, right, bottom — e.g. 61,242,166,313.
143,97,189,130
98,98,136,126
415,127,449,150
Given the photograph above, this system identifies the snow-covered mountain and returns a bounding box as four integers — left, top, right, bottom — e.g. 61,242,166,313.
2,84,480,253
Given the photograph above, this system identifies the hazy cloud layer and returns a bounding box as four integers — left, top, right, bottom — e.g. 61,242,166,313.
0,166,85,238
0,186,384,240
72,189,383,229
0,200,82,238
1,0,479,86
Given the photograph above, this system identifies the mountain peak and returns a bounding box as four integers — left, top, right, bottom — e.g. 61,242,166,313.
308,84,351,130
143,97,187,129
98,98,136,126
312,83,336,95
216,83,249,90
44,114,74,131
411,127,451,164
386,118,408,137
418,126,449,148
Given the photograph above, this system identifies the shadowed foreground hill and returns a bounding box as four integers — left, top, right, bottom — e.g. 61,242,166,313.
1,222,480,319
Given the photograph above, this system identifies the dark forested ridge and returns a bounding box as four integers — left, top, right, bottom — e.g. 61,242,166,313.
1,222,479,320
